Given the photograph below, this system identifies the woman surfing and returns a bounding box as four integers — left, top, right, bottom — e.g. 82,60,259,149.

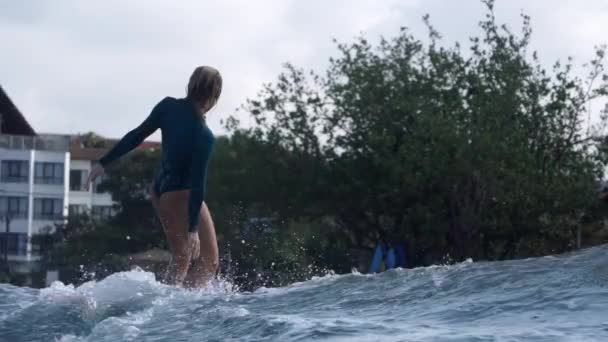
86,66,222,288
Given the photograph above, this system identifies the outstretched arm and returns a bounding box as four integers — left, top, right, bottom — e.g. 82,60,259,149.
85,97,168,190
98,97,168,167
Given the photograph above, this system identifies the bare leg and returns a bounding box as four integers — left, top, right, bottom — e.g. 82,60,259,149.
149,188,172,283
183,202,219,288
153,189,193,286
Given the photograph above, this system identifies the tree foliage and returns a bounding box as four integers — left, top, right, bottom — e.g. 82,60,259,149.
78,132,109,148
45,150,165,284
229,0,608,263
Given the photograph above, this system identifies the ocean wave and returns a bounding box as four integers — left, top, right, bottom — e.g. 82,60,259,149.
1,246,608,341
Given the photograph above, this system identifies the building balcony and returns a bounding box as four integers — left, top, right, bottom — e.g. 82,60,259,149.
0,133,70,152
6,253,41,262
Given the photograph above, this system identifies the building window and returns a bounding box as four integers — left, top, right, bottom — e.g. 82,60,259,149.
0,233,28,256
68,204,87,216
35,162,64,185
0,196,28,219
0,160,29,183
34,198,64,220
70,169,89,191
93,174,108,194
92,205,113,220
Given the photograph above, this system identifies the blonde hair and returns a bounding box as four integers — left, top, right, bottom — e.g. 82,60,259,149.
186,66,223,113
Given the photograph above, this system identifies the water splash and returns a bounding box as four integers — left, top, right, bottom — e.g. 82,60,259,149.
1,246,608,341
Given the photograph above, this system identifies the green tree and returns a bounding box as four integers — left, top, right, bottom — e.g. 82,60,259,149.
230,0,608,265
46,150,164,284
78,132,108,148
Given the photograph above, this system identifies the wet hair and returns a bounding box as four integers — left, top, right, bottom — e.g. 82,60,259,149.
186,66,223,114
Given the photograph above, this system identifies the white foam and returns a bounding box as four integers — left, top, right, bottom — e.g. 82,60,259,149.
55,334,83,342
84,308,154,341
38,269,168,322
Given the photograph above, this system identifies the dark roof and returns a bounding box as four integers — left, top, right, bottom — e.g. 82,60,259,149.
104,138,161,150
70,147,109,161
70,135,161,161
0,85,36,136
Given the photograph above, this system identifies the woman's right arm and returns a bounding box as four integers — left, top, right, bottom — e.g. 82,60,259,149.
98,97,169,167
85,97,169,190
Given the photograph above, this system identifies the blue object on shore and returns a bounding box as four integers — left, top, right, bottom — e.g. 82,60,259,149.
369,245,384,273
385,248,396,269
369,243,408,273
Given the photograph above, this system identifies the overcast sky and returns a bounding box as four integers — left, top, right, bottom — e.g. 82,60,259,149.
1,0,607,140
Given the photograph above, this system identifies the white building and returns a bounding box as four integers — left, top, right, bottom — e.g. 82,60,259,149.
1,85,158,276
67,137,159,219
0,134,71,272
0,85,117,274
68,143,115,220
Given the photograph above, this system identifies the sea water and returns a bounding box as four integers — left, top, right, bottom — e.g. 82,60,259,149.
1,245,608,341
